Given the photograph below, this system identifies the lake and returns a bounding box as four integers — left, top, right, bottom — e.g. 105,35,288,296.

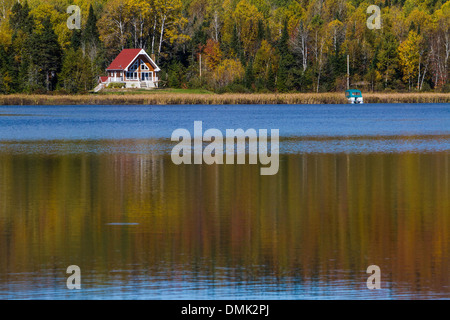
0,104,449,299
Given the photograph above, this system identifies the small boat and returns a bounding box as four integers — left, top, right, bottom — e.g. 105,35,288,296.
345,89,364,104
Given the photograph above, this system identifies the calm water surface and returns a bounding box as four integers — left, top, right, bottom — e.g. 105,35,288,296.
0,104,449,299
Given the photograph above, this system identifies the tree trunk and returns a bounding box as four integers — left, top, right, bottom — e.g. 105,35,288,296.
151,16,157,54
316,72,320,93
119,21,124,50
420,64,428,90
301,28,308,72
139,13,143,49
417,56,421,90
213,10,219,42
158,15,166,59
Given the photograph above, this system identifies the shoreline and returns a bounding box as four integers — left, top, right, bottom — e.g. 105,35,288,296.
0,92,449,105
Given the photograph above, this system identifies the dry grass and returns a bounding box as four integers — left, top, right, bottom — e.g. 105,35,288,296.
0,92,449,105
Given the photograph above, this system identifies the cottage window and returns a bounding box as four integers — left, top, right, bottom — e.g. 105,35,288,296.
141,62,149,70
126,71,137,79
129,60,138,71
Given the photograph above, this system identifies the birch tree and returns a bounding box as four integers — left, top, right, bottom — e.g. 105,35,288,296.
155,0,187,60
291,20,309,72
398,31,422,90
435,2,450,87
98,0,130,55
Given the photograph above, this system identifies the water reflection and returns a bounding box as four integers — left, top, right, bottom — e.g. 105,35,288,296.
0,141,448,299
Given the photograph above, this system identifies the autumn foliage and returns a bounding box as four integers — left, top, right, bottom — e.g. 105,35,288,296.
0,0,449,93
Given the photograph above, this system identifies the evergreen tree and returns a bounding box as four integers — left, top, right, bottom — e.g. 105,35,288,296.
58,49,93,93
167,61,185,88
323,41,346,90
83,5,100,49
10,1,33,34
9,1,34,92
265,24,272,44
71,30,82,51
230,23,243,63
266,63,275,91
82,4,105,89
276,20,294,92
28,19,63,91
244,60,254,89
0,45,11,93
257,20,265,42
0,0,447,94
377,32,399,88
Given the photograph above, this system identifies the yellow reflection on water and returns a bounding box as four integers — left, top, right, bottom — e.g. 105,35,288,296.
0,143,448,298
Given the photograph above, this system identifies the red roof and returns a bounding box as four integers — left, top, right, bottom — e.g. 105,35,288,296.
99,76,108,83
106,49,142,70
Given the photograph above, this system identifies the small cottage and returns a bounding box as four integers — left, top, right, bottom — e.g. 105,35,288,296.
99,49,160,89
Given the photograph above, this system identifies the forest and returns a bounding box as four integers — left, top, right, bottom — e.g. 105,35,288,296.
0,0,449,94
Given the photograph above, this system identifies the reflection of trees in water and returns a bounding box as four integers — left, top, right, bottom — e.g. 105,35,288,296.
0,147,448,296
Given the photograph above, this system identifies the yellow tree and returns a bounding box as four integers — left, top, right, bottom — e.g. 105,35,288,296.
126,0,150,49
323,0,349,22
143,0,162,55
232,0,263,56
206,0,223,42
342,3,374,85
98,0,130,54
286,1,305,35
30,3,71,49
407,7,432,30
390,5,409,40
219,0,235,45
398,31,422,90
0,13,11,46
154,0,189,59
0,0,15,22
407,8,434,90
253,40,277,79
327,19,344,53
248,0,270,18
213,58,244,88
271,1,303,40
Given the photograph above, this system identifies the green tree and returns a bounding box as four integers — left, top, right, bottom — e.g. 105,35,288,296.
82,5,105,90
0,44,12,93
70,29,82,51
8,1,34,92
0,0,448,94
58,48,93,93
83,5,100,50
28,18,62,91
10,1,33,34
266,63,275,91
244,59,254,89
376,32,399,88
276,20,294,92
167,61,185,88
230,23,243,62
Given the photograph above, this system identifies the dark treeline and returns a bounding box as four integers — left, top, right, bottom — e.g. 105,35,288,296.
0,0,449,94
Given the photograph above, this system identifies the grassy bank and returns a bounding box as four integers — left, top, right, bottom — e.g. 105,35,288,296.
0,92,449,105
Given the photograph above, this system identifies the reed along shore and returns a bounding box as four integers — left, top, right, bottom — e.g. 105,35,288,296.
1,92,449,105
